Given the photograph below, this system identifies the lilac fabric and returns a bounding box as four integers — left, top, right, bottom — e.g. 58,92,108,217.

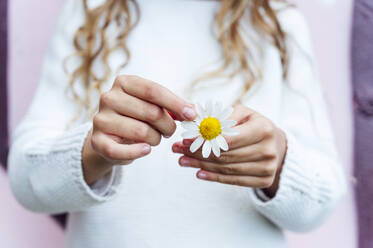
352,0,373,247
0,0,8,169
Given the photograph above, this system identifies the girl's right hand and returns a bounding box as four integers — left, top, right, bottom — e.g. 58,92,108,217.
82,75,197,185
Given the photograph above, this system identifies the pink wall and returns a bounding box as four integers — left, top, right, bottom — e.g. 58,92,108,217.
2,1,66,247
2,0,356,247
286,1,357,247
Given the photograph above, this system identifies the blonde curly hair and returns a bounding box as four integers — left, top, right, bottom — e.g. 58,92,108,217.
65,0,289,124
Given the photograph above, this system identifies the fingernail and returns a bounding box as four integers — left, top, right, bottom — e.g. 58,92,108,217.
163,134,171,139
180,157,191,166
142,145,151,155
183,139,193,146
182,107,196,120
198,171,207,179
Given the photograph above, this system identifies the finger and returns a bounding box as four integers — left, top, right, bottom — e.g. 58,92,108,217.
167,110,184,122
181,107,262,149
229,104,254,125
182,138,196,146
172,141,275,163
102,91,176,137
92,132,151,162
178,156,275,177
117,75,197,120
196,170,274,188
224,116,266,150
94,111,162,146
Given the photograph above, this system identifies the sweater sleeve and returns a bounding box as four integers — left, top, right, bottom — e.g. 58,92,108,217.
8,0,123,214
247,7,347,232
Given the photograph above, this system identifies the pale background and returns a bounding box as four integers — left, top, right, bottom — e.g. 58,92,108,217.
1,0,356,247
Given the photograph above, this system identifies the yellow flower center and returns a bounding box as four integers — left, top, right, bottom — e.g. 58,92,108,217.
199,117,222,140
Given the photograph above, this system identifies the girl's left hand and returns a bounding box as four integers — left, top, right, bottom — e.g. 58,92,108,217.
172,104,287,198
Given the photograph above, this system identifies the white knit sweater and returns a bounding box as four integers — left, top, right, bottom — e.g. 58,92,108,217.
8,0,346,247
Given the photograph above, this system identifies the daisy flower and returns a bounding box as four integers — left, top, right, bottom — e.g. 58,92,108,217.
181,101,239,158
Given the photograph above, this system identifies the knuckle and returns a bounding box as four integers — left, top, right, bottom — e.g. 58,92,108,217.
134,125,150,140
260,163,276,176
217,153,231,163
152,134,162,146
146,106,164,122
116,75,138,88
90,133,100,152
134,124,161,146
263,145,277,159
255,149,266,159
199,162,209,171
93,113,106,128
226,138,235,149
221,164,236,174
100,91,113,106
126,75,140,81
143,83,159,101
102,144,115,159
167,121,177,136
261,121,275,137
215,174,223,183
92,115,99,128
114,75,124,87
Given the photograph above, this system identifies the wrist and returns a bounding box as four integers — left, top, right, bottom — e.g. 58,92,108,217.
262,128,287,198
82,130,113,185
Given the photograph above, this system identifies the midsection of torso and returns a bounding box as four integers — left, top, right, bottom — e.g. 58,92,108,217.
66,137,285,248
64,0,286,247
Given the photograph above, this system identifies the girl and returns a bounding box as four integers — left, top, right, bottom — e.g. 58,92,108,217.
8,0,346,247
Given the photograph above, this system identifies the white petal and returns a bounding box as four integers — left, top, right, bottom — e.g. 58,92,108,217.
222,127,240,136
220,119,237,128
182,130,200,139
181,121,199,131
211,138,221,157
216,135,228,151
218,107,234,120
196,103,206,118
190,136,204,153
205,101,213,116
202,140,212,158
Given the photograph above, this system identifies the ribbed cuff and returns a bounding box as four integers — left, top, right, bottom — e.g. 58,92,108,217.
27,122,122,213
91,166,122,196
247,130,332,231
